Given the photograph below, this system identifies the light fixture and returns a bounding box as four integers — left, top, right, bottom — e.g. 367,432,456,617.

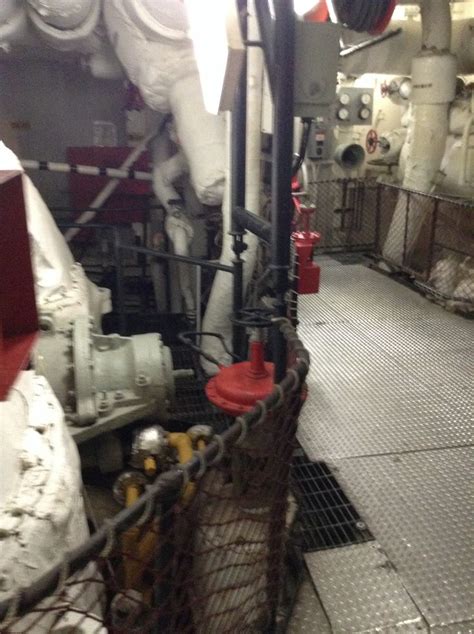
184,0,245,115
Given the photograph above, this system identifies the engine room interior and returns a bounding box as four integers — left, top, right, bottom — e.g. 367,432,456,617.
0,1,472,632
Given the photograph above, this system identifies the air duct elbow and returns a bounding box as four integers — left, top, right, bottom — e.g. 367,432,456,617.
26,0,100,51
334,143,365,170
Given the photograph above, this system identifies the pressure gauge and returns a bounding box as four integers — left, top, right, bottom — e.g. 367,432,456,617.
339,92,351,105
399,78,412,100
359,107,371,121
360,93,372,105
337,107,350,121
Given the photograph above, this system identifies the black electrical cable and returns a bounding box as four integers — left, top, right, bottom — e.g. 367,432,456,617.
292,118,312,178
332,0,392,33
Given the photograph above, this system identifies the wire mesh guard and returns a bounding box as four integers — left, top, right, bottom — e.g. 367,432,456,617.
0,322,309,634
375,186,474,311
306,177,474,312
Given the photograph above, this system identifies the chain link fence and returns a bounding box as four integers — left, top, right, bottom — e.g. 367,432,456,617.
305,176,474,312
0,321,309,634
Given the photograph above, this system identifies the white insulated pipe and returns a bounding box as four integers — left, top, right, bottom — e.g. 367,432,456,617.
383,0,457,263
26,0,100,51
152,129,195,316
27,0,94,30
64,130,157,242
0,0,27,46
201,2,264,368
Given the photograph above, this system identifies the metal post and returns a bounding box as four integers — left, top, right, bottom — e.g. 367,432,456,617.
112,226,127,334
231,0,248,360
271,0,296,382
427,199,439,281
375,183,382,253
402,192,410,267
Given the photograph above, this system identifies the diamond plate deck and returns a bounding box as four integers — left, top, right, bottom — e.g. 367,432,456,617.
335,448,474,629
287,578,331,634
297,260,473,631
305,542,425,632
297,263,473,461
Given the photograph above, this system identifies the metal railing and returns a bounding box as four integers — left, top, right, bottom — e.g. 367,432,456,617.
0,320,309,633
305,178,474,309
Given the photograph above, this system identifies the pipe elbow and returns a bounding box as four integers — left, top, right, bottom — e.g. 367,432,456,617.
0,1,27,46
26,0,100,51
193,176,226,207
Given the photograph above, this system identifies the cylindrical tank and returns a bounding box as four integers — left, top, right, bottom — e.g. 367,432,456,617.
0,372,104,632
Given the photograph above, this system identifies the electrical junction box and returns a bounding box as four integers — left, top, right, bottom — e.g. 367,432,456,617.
335,87,374,126
294,22,340,119
307,122,333,161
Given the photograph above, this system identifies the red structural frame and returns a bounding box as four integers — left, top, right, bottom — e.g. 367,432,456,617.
0,174,38,400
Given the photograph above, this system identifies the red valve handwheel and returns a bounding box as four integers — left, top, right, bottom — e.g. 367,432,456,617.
366,129,379,154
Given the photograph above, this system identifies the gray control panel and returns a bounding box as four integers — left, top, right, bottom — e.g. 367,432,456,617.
335,87,374,126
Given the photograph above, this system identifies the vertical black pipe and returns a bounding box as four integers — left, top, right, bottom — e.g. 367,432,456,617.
231,0,248,359
271,0,296,382
254,0,276,95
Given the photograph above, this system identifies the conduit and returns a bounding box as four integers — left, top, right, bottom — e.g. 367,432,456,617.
383,0,457,263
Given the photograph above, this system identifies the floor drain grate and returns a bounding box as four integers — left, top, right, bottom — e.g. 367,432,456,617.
291,447,373,552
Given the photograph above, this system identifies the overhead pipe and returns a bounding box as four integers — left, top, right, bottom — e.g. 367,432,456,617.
26,0,101,51
0,1,28,47
383,0,457,263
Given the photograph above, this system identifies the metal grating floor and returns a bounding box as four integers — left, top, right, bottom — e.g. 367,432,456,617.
291,449,372,553
293,258,473,632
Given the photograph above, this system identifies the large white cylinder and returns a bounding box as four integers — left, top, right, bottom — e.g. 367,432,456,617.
27,0,95,30
383,0,457,264
26,0,101,51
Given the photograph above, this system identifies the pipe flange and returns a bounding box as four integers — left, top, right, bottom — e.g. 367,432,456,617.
72,315,96,426
113,471,148,506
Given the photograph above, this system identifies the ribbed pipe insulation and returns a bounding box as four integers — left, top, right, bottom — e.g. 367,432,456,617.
383,0,457,263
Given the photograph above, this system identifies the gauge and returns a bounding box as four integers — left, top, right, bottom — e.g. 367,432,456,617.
360,93,372,105
359,107,371,120
399,78,412,100
339,92,351,105
337,107,350,121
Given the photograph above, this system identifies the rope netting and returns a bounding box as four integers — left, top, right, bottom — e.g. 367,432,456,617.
0,320,309,634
